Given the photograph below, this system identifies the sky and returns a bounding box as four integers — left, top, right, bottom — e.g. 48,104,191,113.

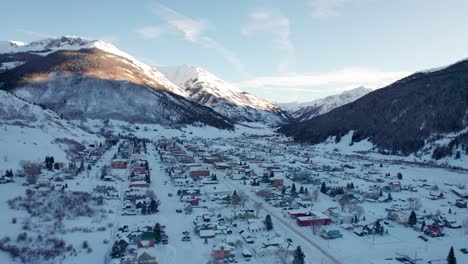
1,0,468,102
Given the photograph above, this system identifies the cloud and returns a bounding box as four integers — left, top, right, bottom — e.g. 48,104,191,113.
309,0,346,18
151,4,248,76
242,10,295,72
151,4,211,42
136,26,163,39
16,29,55,39
236,68,410,92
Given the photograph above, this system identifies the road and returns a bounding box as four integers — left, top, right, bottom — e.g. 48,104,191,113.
216,173,342,264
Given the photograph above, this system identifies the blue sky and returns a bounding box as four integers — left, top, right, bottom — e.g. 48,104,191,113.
2,0,468,102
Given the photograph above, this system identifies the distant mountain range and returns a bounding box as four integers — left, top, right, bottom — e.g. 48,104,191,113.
279,58,468,156
0,36,289,128
278,87,372,122
1,36,467,158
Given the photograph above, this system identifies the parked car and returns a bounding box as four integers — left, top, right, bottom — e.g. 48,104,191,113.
168,193,173,197
176,209,183,213
181,236,191,242
320,229,343,239
460,248,468,254
182,231,190,236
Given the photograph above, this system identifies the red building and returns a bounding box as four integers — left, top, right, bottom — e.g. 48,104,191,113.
190,170,210,177
296,212,332,227
111,159,128,169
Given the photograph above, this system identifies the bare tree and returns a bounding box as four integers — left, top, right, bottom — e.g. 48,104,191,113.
338,195,350,212
21,161,41,184
256,188,272,198
276,248,293,264
463,217,468,235
310,222,323,235
146,189,157,201
238,190,248,207
408,197,422,211
347,204,365,220
254,202,262,218
312,189,319,202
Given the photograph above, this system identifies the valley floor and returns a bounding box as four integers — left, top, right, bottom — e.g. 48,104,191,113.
0,124,466,264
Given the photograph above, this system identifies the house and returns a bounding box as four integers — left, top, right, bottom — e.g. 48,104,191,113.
111,159,128,169
287,209,312,219
239,230,255,244
296,212,332,227
137,252,158,264
247,220,266,233
200,229,216,239
271,178,284,187
424,225,444,237
212,243,235,260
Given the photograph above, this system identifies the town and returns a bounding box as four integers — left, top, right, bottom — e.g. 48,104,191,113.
0,127,466,264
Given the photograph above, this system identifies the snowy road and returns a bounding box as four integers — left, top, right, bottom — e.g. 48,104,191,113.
216,173,342,264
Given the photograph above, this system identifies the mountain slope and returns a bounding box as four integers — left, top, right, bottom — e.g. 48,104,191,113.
0,37,233,129
279,59,468,155
159,65,292,125
288,87,372,122
0,90,100,169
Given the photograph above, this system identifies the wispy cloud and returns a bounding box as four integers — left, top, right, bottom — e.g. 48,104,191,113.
150,4,247,76
236,68,410,94
136,26,163,39
16,29,55,39
242,10,295,72
309,0,346,18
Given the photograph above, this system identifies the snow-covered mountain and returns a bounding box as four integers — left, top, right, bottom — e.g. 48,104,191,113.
282,87,372,122
0,36,185,95
279,58,468,155
0,90,101,169
0,36,233,129
159,65,292,125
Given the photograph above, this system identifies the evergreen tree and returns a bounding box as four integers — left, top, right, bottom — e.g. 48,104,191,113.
264,214,273,231
420,220,426,232
447,246,457,264
387,192,392,201
231,190,241,205
154,223,162,244
291,183,297,196
397,172,403,180
110,242,121,258
299,186,304,194
320,182,327,194
408,210,417,226
149,199,158,214
379,189,383,197
292,246,305,264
